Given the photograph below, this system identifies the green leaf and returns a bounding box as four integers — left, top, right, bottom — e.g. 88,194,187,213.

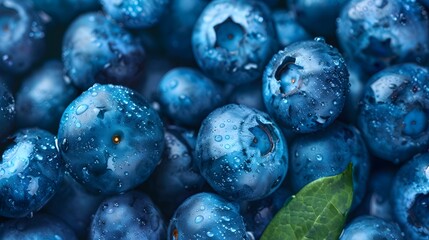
261,164,354,240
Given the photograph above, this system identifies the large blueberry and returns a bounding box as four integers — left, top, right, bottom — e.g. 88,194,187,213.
288,0,348,39
15,60,79,133
168,192,248,240
240,186,291,239
158,67,224,127
195,104,288,201
263,39,349,133
57,84,164,195
31,0,99,25
44,172,104,238
0,128,63,218
146,126,206,218
62,12,145,90
0,81,15,139
101,0,169,29
337,0,429,75
391,153,429,239
340,216,404,240
0,0,46,74
288,122,370,208
0,213,77,240
90,191,166,240
272,10,311,49
159,0,209,63
357,64,429,163
192,0,278,84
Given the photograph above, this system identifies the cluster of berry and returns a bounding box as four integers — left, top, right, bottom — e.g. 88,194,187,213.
0,0,428,239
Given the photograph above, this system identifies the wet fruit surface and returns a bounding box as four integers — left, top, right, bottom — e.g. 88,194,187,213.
57,84,164,195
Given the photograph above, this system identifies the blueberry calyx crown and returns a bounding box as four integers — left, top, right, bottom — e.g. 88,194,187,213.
274,56,303,97
214,17,245,52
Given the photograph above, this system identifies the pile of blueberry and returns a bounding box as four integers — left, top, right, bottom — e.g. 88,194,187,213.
1,0,429,239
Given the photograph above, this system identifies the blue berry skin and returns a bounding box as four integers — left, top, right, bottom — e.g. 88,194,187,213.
90,191,166,240
357,64,429,163
340,216,404,240
158,67,224,127
0,81,15,139
262,39,349,133
62,12,145,90
168,192,248,240
0,128,63,218
192,0,278,85
337,0,429,76
0,213,77,240
15,61,79,134
288,0,348,39
289,122,369,208
44,173,104,238
240,186,291,239
391,153,429,239
57,84,165,195
101,0,169,29
146,127,206,218
272,10,311,49
159,0,209,63
195,104,288,201
0,0,46,75
228,81,266,111
31,0,99,25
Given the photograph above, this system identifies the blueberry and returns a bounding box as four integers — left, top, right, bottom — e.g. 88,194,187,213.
357,63,429,163
228,80,266,111
340,215,404,240
240,186,291,239
159,0,209,63
90,191,166,240
288,0,348,39
57,84,165,195
195,104,288,201
0,0,46,74
31,0,99,25
263,39,349,133
62,12,145,90
44,172,104,238
145,126,206,218
0,81,15,139
15,60,79,134
0,128,63,218
337,0,429,75
391,153,429,239
158,67,225,127
288,122,370,208
168,192,248,240
192,0,278,84
0,213,77,240
101,0,170,29
272,10,311,49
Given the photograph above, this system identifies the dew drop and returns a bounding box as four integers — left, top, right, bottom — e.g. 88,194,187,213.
195,215,204,224
76,104,89,115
